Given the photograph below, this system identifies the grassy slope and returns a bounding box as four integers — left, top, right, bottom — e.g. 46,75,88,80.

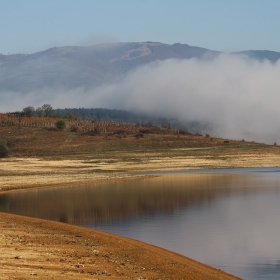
1,125,278,163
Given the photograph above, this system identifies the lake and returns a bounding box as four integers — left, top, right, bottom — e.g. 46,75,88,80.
1,168,280,280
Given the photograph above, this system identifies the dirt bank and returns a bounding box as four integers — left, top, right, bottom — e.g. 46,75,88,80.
0,212,241,280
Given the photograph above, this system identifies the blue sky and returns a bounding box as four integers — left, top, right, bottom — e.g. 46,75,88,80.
1,0,280,54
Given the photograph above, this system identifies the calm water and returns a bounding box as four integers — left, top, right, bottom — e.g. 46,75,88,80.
1,169,280,280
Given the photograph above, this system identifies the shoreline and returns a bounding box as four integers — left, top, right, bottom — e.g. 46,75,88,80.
1,151,280,192
0,212,241,280
2,153,279,279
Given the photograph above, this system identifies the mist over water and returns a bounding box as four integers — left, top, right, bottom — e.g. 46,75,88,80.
1,54,280,143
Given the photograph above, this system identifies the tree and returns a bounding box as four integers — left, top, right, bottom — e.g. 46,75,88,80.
55,120,66,130
36,107,44,117
42,104,53,117
0,140,11,157
64,111,75,120
23,106,35,117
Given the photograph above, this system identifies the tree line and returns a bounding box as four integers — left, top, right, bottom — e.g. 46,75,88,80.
18,105,210,134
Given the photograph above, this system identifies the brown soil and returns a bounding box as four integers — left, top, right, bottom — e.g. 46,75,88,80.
0,212,240,280
1,125,279,279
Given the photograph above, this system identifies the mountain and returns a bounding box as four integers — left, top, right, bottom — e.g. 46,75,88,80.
0,42,218,93
232,50,280,62
0,42,280,93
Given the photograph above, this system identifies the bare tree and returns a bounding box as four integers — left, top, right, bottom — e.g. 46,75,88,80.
23,106,35,117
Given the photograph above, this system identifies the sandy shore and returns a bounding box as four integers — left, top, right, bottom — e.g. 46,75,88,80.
2,152,279,279
1,150,280,192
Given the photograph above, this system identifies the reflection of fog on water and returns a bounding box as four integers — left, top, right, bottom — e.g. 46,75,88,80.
1,171,280,280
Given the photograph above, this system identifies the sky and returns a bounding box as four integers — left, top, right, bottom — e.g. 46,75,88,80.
1,0,280,54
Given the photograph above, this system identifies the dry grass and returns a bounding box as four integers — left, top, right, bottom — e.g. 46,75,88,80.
0,125,274,159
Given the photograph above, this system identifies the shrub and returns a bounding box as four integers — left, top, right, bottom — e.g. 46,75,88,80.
55,120,66,130
0,140,11,157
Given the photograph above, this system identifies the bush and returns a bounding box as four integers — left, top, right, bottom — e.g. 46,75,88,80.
55,120,66,130
0,140,11,157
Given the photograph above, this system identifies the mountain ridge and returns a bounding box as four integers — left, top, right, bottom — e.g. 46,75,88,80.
0,42,280,93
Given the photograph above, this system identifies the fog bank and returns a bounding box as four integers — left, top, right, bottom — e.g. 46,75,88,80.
92,55,280,143
1,54,280,143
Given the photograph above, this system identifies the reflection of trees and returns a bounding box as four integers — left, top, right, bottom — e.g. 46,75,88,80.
0,173,275,225
0,194,10,211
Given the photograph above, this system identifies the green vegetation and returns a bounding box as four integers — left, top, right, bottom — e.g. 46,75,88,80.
55,120,66,130
0,139,11,157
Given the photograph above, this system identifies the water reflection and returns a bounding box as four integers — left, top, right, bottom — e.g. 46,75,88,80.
1,171,280,280
0,173,269,224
